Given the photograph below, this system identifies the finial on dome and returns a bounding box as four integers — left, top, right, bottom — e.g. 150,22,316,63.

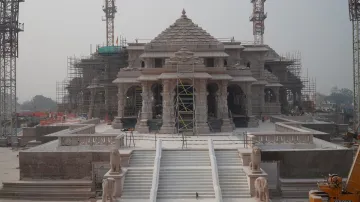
181,9,187,18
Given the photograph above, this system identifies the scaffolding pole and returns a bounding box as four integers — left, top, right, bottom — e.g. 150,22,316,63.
349,0,360,130
176,62,196,148
0,0,24,145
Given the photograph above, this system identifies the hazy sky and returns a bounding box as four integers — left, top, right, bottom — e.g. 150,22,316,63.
17,0,351,103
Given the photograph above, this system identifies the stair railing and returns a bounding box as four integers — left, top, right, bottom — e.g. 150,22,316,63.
149,139,162,202
208,139,223,202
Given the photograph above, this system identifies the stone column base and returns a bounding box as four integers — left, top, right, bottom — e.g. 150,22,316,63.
136,119,149,134
159,123,176,134
248,116,259,128
221,118,234,132
112,117,123,129
196,122,210,134
242,167,268,197
104,168,127,198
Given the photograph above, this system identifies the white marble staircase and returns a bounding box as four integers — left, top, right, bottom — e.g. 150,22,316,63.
129,150,156,167
121,169,153,199
121,150,155,199
157,150,215,199
215,149,251,198
0,180,94,200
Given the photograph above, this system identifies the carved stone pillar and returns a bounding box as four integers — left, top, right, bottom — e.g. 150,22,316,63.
246,84,259,127
160,80,175,134
112,84,125,129
220,80,233,132
195,79,210,134
215,92,221,119
136,82,152,133
260,86,265,116
246,84,253,116
88,88,96,119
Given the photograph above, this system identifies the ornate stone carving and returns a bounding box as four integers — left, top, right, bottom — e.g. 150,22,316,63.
249,146,261,172
165,46,205,67
110,149,121,173
120,67,142,71
254,177,269,202
102,177,115,202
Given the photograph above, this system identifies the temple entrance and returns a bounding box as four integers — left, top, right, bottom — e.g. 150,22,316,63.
227,84,246,116
227,84,247,127
174,82,195,134
123,86,142,128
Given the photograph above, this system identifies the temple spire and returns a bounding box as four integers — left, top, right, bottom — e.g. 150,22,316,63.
181,9,187,18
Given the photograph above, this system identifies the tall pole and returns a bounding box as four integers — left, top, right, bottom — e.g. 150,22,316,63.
349,0,360,131
250,0,267,45
102,0,117,46
0,0,24,146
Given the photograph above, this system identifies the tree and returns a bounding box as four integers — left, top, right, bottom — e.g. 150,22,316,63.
20,95,57,111
326,87,353,105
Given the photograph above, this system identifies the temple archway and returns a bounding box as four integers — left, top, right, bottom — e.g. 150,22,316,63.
125,85,142,118
207,83,218,119
152,83,163,119
227,84,246,116
265,88,276,103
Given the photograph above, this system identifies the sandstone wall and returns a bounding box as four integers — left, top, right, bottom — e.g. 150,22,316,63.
19,150,130,180
261,149,353,178
21,125,69,146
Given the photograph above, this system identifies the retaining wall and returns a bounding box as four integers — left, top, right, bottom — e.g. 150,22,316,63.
19,148,131,180
261,149,353,178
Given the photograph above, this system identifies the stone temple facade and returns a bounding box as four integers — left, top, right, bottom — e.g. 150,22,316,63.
112,10,302,134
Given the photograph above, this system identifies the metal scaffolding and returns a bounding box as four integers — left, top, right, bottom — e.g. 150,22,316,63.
176,61,196,147
349,0,360,129
301,71,317,112
0,0,24,144
250,0,267,44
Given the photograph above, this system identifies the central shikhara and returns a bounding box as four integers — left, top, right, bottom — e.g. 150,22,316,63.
110,10,302,134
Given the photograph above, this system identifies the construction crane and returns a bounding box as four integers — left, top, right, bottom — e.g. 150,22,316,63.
350,0,360,132
101,0,116,121
0,0,24,146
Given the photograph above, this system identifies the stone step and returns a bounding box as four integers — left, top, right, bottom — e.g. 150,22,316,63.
158,181,214,185
158,187,214,191
157,193,215,198
220,184,249,188
159,172,212,175
222,194,252,198
121,195,149,199
221,190,250,194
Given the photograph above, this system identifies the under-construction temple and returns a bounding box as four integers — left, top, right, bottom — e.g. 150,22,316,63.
56,8,316,134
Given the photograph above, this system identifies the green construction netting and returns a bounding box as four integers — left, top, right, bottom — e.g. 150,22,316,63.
98,46,122,54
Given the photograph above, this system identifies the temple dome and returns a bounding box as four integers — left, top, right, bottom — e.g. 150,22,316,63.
149,9,220,46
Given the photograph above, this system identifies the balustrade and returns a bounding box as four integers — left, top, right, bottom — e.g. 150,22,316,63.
58,134,118,146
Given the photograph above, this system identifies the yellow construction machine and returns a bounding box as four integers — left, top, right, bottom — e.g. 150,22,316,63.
309,145,360,202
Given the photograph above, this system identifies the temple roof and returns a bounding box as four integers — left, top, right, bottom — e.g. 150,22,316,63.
149,9,220,45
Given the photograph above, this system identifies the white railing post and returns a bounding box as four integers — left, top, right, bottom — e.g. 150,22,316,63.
208,139,223,202
149,139,162,202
